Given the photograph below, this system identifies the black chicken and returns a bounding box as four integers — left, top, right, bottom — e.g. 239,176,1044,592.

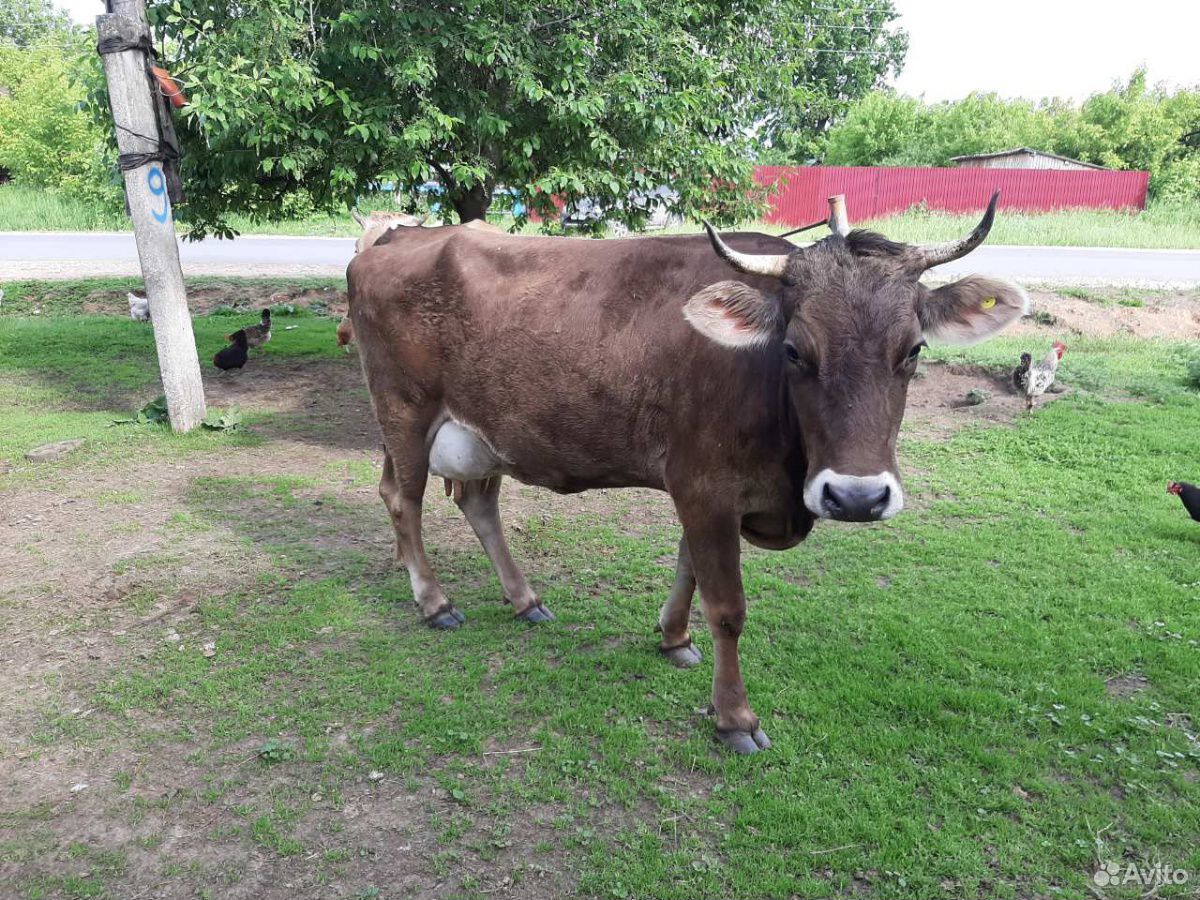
1168,482,1200,522
213,329,249,372
1012,352,1032,392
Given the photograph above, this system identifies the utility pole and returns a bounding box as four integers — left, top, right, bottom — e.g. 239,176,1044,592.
97,0,206,432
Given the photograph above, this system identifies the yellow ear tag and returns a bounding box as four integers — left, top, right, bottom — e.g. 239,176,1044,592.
980,297,997,310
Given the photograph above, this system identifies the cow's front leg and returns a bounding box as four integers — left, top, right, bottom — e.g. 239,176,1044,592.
680,515,771,754
656,535,702,667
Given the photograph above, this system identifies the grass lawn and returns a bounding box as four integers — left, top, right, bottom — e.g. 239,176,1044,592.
854,200,1200,251
0,184,395,238
3,182,1199,249
1,281,1198,899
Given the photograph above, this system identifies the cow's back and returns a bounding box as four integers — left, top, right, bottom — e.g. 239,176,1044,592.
347,227,793,492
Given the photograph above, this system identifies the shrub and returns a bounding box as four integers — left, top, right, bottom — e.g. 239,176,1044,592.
0,39,119,205
1182,348,1200,391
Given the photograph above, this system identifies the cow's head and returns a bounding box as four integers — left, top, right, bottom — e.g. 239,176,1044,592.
685,193,1027,523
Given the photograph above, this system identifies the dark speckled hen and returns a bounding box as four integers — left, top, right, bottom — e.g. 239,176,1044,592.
228,308,271,349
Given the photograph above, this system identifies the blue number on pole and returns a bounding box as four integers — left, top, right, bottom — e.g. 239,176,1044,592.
147,166,170,223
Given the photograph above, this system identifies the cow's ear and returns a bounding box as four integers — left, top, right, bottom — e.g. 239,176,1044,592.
920,276,1029,346
683,280,782,349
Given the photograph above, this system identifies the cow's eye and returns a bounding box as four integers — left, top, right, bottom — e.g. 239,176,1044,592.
906,341,926,362
784,340,802,365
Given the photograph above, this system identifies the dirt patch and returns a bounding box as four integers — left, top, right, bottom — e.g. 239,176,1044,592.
903,360,1061,438
204,357,363,415
204,356,380,452
0,428,675,900
79,283,346,319
1105,673,1152,699
1014,288,1200,340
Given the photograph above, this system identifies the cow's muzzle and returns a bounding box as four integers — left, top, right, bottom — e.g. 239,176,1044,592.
803,470,903,522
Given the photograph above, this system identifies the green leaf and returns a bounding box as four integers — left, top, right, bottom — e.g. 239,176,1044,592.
112,395,169,426
202,408,243,431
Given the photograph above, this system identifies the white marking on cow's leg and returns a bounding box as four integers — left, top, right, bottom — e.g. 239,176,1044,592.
802,469,904,521
399,499,451,618
657,536,701,668
455,476,541,616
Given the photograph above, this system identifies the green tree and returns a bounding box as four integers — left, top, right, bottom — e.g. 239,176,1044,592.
0,38,117,203
0,0,71,47
921,93,1054,165
144,0,907,236
823,72,1200,202
823,91,923,166
822,90,1052,168
762,2,907,163
1065,70,1199,200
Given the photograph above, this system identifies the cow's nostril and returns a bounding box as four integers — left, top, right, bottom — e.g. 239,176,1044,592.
870,486,890,517
821,482,842,515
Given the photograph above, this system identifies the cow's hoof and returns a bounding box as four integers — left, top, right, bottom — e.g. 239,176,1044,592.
660,642,703,668
717,727,772,754
516,603,555,624
426,606,466,630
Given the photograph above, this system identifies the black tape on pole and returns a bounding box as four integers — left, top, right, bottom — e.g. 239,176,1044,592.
98,19,185,204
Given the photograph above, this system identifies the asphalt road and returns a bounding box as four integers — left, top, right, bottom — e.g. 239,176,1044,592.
1,231,1197,286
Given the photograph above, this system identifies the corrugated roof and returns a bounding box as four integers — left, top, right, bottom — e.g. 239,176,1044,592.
949,147,1109,170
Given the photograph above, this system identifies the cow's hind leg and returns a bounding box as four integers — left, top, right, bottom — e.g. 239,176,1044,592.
656,535,702,667
454,476,553,623
379,446,463,630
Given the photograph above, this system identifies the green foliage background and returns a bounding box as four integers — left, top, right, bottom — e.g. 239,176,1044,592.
0,0,68,46
143,0,903,235
1,0,1196,228
0,1,118,206
824,71,1200,202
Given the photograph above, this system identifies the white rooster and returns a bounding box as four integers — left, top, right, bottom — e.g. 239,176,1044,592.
128,292,150,322
1023,341,1066,411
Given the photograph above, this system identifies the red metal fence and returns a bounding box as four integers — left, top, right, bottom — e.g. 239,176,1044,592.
754,165,1149,226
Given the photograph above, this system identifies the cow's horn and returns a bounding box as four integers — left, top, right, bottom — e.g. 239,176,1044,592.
914,190,999,270
702,220,789,279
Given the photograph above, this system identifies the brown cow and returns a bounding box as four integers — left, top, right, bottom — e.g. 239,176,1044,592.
346,195,1026,753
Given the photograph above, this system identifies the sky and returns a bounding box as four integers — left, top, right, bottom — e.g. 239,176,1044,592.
58,0,1199,103
891,0,1199,101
